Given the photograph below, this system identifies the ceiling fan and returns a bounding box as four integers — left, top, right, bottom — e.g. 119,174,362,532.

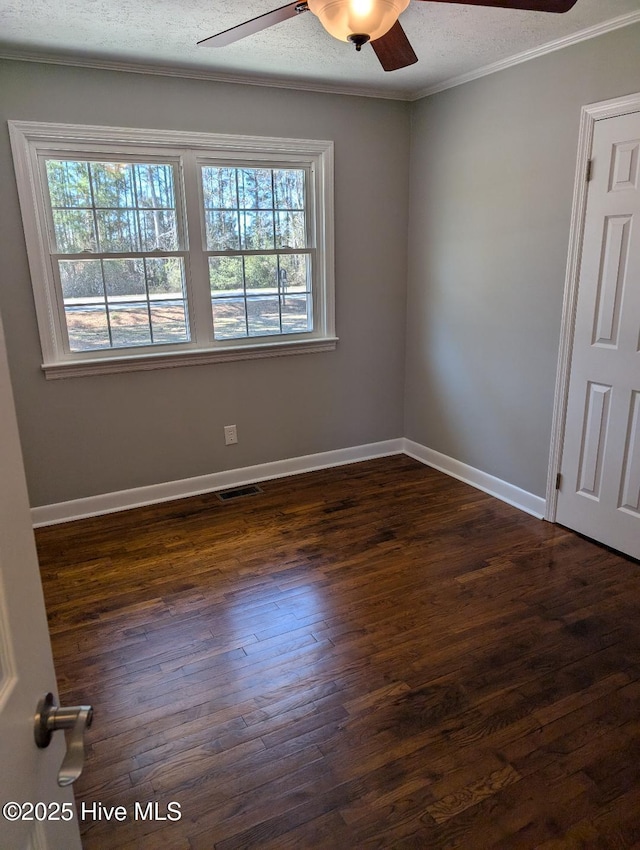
197,0,579,72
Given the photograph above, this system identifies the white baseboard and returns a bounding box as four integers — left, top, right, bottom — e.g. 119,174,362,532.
402,439,546,519
31,437,546,527
31,439,405,527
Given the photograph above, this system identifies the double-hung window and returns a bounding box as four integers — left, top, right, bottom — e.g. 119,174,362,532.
46,157,189,353
9,122,336,378
202,164,313,340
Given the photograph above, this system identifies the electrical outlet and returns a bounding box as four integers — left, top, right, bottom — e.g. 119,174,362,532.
224,425,238,446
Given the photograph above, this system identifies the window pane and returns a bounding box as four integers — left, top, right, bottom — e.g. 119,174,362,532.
150,303,189,343
46,160,92,208
238,168,273,210
278,253,310,294
241,212,275,250
109,306,152,347
66,305,110,351
281,294,312,334
209,256,244,297
64,258,189,350
90,162,135,209
212,299,247,340
275,211,306,249
139,209,178,251
202,167,238,209
134,164,175,209
201,166,309,254
245,255,278,295
274,169,305,210
96,209,140,252
47,158,179,256
208,254,311,339
59,259,104,300
103,258,146,301
52,209,97,253
146,257,186,301
247,297,281,337
148,258,190,344
205,211,240,251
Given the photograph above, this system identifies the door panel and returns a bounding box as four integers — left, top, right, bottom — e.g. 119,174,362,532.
620,390,640,516
592,215,630,346
557,110,640,560
576,381,611,499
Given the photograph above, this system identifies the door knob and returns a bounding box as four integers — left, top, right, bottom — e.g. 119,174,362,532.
34,692,93,786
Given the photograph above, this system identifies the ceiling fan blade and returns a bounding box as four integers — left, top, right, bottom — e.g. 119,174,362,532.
371,21,418,72
414,0,577,11
197,2,306,48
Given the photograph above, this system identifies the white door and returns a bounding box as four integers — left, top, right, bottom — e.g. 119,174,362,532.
0,313,82,850
556,109,640,560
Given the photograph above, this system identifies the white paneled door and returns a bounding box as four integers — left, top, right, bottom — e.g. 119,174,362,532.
557,108,640,560
0,313,82,850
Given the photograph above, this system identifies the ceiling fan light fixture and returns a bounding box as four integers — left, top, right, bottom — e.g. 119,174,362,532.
307,0,410,45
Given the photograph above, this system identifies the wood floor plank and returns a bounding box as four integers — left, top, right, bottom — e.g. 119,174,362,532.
35,455,640,849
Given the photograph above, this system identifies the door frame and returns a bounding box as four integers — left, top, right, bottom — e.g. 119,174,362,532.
545,91,640,522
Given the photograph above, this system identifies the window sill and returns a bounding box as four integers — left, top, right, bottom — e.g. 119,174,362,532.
42,337,339,379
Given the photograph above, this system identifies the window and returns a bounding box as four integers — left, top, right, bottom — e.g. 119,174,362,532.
202,165,313,340
9,122,336,377
47,158,189,352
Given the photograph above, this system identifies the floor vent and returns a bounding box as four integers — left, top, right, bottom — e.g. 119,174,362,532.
217,484,263,502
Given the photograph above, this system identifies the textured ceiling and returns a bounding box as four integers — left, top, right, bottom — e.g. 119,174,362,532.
1,0,640,99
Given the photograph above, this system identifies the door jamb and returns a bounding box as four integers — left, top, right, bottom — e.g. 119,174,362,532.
545,91,640,521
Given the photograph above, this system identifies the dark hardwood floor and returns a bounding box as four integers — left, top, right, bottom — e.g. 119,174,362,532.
35,455,640,849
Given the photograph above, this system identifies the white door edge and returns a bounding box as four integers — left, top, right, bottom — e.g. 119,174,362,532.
546,90,640,522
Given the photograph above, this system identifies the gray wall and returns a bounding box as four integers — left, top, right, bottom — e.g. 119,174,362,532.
405,23,640,498
0,60,410,506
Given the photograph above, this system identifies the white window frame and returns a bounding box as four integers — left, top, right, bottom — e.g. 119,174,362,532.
9,121,336,378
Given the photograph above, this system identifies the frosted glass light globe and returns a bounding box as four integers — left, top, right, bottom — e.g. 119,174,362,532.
307,0,410,44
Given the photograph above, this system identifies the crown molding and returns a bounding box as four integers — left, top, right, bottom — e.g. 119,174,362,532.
1,10,638,104
411,10,640,101
0,49,412,101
